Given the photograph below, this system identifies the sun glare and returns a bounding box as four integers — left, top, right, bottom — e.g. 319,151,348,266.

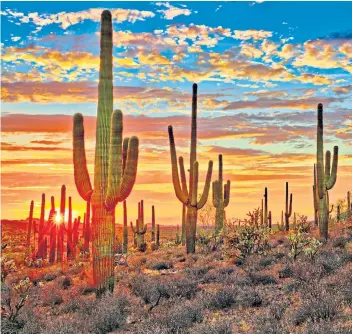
55,213,61,224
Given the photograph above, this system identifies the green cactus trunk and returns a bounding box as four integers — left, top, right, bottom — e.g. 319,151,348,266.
123,201,128,253
73,11,139,296
26,200,34,256
84,199,90,253
67,196,73,259
213,154,230,234
285,182,292,231
181,204,186,245
168,83,213,254
316,104,338,240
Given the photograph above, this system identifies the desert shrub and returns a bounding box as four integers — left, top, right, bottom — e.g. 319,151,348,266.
153,301,203,332
1,255,17,283
278,265,293,278
58,276,73,289
191,321,233,334
287,224,322,261
147,260,173,271
249,272,277,285
237,287,263,307
184,265,212,280
202,266,235,284
45,317,86,334
1,278,32,324
259,256,275,268
205,287,237,310
197,230,222,253
86,294,130,334
41,284,63,306
43,272,58,282
169,277,198,299
316,251,344,274
303,320,349,334
291,287,341,325
223,221,270,259
332,236,347,248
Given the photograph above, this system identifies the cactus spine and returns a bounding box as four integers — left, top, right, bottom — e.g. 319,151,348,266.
316,103,338,240
151,205,155,242
168,83,213,253
26,200,34,255
212,154,230,233
72,11,139,296
285,182,292,231
130,201,147,250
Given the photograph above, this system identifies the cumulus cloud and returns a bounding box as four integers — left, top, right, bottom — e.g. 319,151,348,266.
156,2,192,20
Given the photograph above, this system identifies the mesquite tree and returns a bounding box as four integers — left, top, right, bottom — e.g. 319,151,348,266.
168,83,213,253
72,10,139,296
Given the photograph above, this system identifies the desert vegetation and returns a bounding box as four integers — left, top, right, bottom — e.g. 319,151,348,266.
1,9,352,334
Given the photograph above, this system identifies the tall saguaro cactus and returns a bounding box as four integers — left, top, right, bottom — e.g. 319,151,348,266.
212,154,230,233
151,205,155,243
316,104,338,240
49,196,57,264
72,10,139,296
123,201,128,254
57,185,66,262
38,194,45,258
168,83,213,253
26,200,34,255
130,201,147,250
264,187,268,227
181,204,186,245
313,165,319,226
285,182,292,231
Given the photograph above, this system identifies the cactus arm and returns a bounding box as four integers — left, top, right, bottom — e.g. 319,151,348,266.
224,180,230,207
213,181,220,208
73,113,93,201
122,137,129,173
326,146,338,190
325,150,331,179
118,136,139,201
288,193,292,217
168,125,189,205
316,161,325,199
141,225,147,234
105,110,123,210
130,221,136,234
179,156,189,197
197,160,213,209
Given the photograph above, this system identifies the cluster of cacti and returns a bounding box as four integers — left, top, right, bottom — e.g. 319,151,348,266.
337,191,352,221
24,186,85,265
259,187,269,228
315,103,338,240
72,10,139,296
130,200,147,250
284,182,293,231
212,154,230,233
168,83,213,253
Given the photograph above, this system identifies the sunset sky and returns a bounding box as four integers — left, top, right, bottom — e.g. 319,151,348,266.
1,1,351,226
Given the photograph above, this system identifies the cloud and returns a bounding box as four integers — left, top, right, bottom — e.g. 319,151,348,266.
233,29,272,40
333,84,352,94
4,8,155,30
1,142,69,151
156,2,192,20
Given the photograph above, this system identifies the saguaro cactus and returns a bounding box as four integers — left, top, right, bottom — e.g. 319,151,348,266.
67,196,73,259
151,205,155,242
37,194,45,258
26,200,34,255
212,154,230,233
156,224,160,249
168,83,213,253
316,104,338,240
49,196,57,264
268,211,272,229
57,185,66,262
123,201,128,253
73,11,139,296
181,204,186,245
285,182,292,231
175,225,181,244
313,165,319,226
348,191,351,216
264,188,268,227
130,201,147,250
84,199,91,253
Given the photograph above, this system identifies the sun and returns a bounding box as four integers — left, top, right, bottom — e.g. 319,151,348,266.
55,213,61,224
